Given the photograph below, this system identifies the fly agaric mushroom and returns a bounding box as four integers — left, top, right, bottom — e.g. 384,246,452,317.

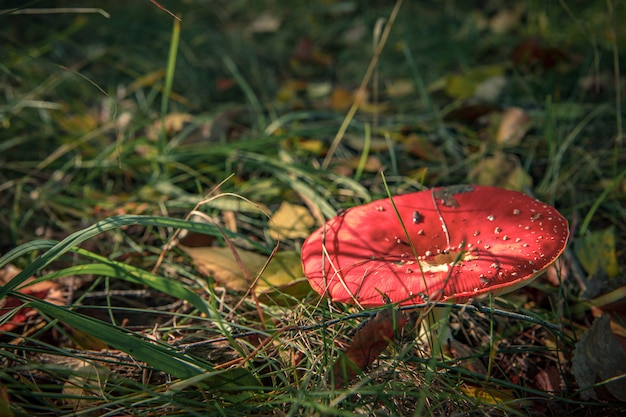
301,185,569,342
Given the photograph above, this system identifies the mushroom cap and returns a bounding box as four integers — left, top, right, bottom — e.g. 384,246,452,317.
301,185,569,307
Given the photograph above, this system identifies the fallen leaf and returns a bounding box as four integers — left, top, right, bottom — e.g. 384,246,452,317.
331,87,361,111
495,107,531,146
440,65,505,99
257,251,304,292
488,4,524,34
468,151,532,191
54,111,99,135
248,11,281,33
126,69,165,95
181,245,305,295
333,308,407,388
581,272,626,338
216,77,236,91
275,79,308,104
62,359,111,411
179,245,268,292
575,227,620,279
0,265,64,332
403,133,445,162
534,365,562,393
70,328,110,351
269,202,316,240
444,103,499,123
345,134,389,152
448,338,488,375
460,386,517,405
572,315,626,401
512,39,568,70
344,155,383,173
306,81,333,100
473,75,508,102
146,112,193,140
385,78,415,97
296,138,326,155
257,278,312,306
0,386,13,417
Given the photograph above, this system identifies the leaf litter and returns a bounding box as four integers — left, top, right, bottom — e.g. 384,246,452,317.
1,0,626,415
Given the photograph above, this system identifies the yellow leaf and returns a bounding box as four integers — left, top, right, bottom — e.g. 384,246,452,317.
257,279,312,306
290,138,326,155
0,386,14,417
180,245,268,292
54,112,98,134
468,151,532,191
269,202,316,240
461,386,517,405
443,65,505,99
575,227,620,278
260,251,303,289
181,246,305,295
385,78,415,97
127,69,165,94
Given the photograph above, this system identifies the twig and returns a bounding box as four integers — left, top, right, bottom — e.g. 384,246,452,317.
177,302,561,352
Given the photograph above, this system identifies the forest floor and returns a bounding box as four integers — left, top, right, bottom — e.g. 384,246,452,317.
1,1,626,415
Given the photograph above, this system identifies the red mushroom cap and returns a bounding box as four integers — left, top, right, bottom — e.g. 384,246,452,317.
301,185,569,307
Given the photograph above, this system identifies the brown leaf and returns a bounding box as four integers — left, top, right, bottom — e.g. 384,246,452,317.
343,155,383,173
448,338,488,375
495,107,531,146
333,309,407,388
403,133,445,162
331,87,360,111
468,151,532,191
443,103,499,123
534,365,562,393
572,315,626,401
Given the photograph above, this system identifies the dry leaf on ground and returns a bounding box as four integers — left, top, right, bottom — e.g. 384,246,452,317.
572,315,626,401
333,309,407,388
269,202,316,240
575,227,620,279
180,245,304,295
0,265,65,332
468,151,532,191
179,245,268,292
402,133,445,162
495,107,531,146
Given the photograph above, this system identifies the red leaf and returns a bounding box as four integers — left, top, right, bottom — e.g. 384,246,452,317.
0,265,63,332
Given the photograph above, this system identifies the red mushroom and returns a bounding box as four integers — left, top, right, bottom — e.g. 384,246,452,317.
302,184,569,309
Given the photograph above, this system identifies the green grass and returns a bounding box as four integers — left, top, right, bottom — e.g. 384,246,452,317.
1,0,626,415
